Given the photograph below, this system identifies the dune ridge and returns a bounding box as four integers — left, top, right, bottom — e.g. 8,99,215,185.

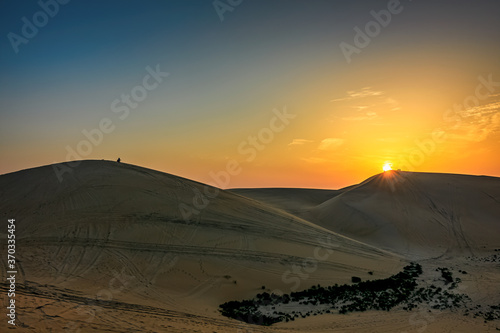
1,162,499,332
233,171,500,259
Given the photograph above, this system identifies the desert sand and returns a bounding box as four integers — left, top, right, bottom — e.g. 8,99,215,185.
1,160,499,332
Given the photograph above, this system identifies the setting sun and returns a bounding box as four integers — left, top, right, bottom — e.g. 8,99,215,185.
383,163,393,172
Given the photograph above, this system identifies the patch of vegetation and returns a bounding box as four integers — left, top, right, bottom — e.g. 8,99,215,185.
219,263,470,326
477,304,500,321
436,267,453,284
466,253,500,263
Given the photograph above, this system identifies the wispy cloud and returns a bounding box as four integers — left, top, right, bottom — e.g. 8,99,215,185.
330,87,383,102
331,87,400,122
318,138,344,151
448,100,500,142
386,98,400,111
298,138,345,164
288,139,314,146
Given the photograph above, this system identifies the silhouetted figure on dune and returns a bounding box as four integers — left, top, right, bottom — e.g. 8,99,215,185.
117,158,121,163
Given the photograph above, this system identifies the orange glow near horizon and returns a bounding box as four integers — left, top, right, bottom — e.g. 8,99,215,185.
1,2,499,190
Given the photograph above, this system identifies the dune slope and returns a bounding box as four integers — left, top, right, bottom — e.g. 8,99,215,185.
0,160,400,332
234,171,500,259
307,171,500,259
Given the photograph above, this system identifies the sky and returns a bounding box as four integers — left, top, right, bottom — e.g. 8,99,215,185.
1,0,499,189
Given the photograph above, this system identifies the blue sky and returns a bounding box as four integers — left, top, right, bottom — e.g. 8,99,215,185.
1,0,499,188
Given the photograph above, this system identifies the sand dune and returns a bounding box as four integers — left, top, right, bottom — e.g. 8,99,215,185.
230,188,344,214
0,161,400,332
234,171,500,259
1,162,499,332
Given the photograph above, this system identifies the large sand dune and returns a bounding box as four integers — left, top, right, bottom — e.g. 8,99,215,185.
1,162,499,332
0,161,400,332
234,171,500,259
